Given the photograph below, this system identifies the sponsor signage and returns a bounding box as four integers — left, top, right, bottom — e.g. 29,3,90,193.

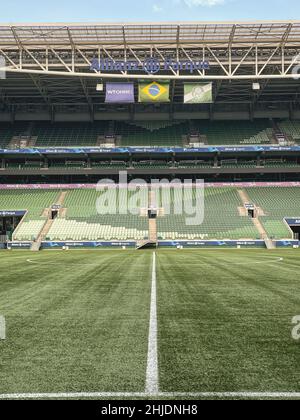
184,83,213,104
244,203,255,209
90,58,210,75
0,210,26,216
105,83,134,103
2,145,300,155
284,218,300,226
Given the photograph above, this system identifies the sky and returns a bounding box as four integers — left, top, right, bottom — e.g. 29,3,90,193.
0,0,299,23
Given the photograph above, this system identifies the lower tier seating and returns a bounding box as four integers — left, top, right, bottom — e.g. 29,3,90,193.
0,186,298,241
246,187,300,239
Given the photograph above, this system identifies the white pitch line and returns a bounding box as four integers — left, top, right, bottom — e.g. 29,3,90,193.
145,252,159,396
0,391,300,400
26,259,102,266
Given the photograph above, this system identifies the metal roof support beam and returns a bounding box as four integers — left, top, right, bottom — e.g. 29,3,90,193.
23,47,46,71
67,28,75,72
231,45,255,76
0,48,19,69
29,74,51,105
75,46,94,67
2,66,300,80
258,45,281,76
154,47,177,76
49,48,72,73
206,46,230,77
102,47,127,76
284,54,300,75
127,47,144,67
180,46,204,76
281,23,293,47
80,78,94,121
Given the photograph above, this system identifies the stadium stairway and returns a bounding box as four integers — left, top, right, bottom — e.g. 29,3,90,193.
237,189,277,248
148,189,158,244
56,191,68,206
30,219,54,251
137,189,158,249
149,218,157,241
30,191,68,251
264,238,277,249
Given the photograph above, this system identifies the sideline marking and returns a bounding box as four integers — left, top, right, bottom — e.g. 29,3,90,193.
145,252,159,395
0,391,299,400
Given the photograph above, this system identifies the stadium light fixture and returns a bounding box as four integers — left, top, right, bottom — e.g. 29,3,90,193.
96,82,104,91
252,82,261,91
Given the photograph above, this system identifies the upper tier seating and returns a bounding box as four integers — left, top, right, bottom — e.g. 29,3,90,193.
116,121,188,147
279,120,300,143
33,122,109,147
0,119,283,148
193,120,273,145
0,122,31,148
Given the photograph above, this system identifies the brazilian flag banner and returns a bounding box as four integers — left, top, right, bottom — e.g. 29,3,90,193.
139,81,170,103
184,83,213,104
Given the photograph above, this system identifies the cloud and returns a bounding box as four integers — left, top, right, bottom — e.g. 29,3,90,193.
153,4,164,12
183,0,225,7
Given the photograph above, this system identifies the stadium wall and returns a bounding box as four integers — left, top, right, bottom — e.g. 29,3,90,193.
1,110,300,122
1,182,300,189
5,240,300,250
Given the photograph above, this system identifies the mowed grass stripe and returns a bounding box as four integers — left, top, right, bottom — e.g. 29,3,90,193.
0,250,152,394
157,249,300,393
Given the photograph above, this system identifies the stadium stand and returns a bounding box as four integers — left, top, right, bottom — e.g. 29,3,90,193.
3,120,300,148
0,190,59,241
192,120,273,145
47,189,149,241
245,187,298,239
1,186,299,243
156,187,259,240
0,122,30,148
278,120,300,143
33,122,109,147
116,121,188,147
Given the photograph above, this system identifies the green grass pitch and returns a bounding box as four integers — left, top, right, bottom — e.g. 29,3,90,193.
0,249,300,400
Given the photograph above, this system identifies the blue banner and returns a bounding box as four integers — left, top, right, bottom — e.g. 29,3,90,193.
1,145,300,155
6,239,300,249
284,218,300,226
41,241,136,248
105,83,135,103
7,242,31,249
0,210,26,216
158,240,266,248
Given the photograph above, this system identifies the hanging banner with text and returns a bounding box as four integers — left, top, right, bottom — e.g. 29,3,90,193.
105,83,135,103
184,83,213,104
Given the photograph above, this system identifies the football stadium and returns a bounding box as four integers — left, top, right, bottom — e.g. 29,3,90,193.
0,21,300,401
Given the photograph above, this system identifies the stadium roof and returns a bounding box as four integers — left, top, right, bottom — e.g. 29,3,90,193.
0,21,300,46
0,21,300,115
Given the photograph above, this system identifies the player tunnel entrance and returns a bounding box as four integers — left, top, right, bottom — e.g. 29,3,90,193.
289,225,300,240
284,218,300,240
0,210,26,243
